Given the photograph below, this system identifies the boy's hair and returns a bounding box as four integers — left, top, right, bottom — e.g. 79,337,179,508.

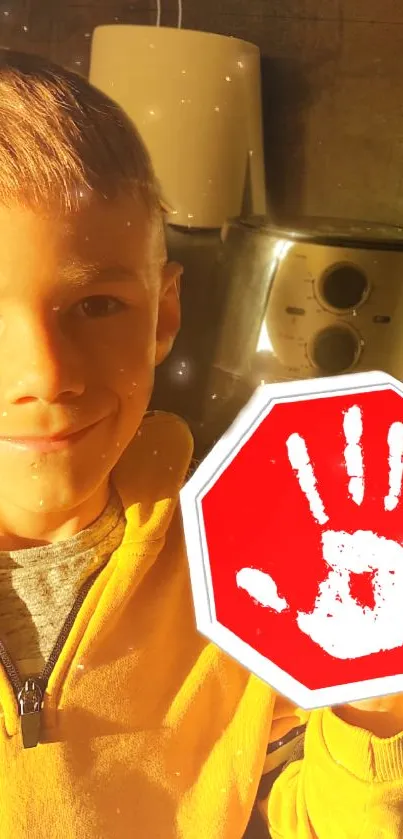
0,48,164,217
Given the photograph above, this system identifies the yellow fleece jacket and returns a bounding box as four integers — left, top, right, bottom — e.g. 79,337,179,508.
267,707,403,837
0,410,305,839
3,409,403,838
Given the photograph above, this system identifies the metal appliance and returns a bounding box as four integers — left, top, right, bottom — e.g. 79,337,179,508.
187,217,403,455
214,217,403,382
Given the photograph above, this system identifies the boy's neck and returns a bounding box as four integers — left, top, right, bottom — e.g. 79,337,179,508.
0,480,110,551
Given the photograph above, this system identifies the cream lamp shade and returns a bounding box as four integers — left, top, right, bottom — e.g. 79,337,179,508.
89,25,267,229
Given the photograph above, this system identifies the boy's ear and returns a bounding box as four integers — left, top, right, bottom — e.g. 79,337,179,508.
154,260,183,366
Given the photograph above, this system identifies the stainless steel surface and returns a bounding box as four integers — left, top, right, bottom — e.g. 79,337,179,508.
215,216,403,391
237,216,403,248
153,217,403,459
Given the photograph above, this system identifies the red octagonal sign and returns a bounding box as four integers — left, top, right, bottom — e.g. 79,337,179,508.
180,371,403,708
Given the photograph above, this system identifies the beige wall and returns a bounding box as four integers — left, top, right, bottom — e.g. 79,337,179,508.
4,0,403,226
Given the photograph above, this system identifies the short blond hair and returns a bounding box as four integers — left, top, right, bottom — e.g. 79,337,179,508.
0,48,164,216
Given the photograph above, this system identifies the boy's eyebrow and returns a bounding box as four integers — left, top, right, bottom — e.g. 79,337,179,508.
61,262,136,286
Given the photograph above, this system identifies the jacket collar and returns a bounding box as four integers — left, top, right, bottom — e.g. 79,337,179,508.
111,411,194,544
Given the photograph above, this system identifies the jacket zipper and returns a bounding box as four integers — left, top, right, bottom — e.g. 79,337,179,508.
0,566,103,749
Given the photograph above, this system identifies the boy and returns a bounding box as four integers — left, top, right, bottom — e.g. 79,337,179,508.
0,47,399,839
0,48,305,839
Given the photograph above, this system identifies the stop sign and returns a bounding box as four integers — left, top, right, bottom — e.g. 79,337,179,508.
180,370,403,709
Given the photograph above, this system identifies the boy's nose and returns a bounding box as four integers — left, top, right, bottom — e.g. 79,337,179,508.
2,315,86,405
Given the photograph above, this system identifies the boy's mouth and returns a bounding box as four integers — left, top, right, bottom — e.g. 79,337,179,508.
0,420,102,453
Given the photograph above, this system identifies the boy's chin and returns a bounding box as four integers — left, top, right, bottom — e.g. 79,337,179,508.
0,457,115,518
0,482,106,517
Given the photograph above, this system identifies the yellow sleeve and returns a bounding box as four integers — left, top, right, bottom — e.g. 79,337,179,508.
262,693,308,777
247,693,308,836
262,707,403,838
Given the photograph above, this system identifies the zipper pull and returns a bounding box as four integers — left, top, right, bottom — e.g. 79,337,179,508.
17,678,43,749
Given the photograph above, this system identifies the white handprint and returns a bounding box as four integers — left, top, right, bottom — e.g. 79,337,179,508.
236,405,403,660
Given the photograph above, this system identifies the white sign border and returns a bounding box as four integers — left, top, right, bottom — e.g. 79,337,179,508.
180,370,403,709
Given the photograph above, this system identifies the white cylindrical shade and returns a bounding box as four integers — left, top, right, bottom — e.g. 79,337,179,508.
89,26,266,229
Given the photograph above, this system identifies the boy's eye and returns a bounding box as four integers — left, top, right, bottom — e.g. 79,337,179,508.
76,296,126,319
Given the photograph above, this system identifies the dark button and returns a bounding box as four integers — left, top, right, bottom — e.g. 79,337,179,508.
321,265,368,310
311,325,360,374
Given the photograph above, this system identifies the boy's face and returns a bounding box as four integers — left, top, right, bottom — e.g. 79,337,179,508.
0,194,180,534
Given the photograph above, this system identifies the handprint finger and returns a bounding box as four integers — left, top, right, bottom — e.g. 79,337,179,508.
384,421,403,511
286,433,329,525
236,568,288,613
343,405,364,505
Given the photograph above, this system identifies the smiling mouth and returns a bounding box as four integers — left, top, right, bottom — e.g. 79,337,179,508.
0,420,102,452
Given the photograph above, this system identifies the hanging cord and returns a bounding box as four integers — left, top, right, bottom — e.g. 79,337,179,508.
156,0,182,28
